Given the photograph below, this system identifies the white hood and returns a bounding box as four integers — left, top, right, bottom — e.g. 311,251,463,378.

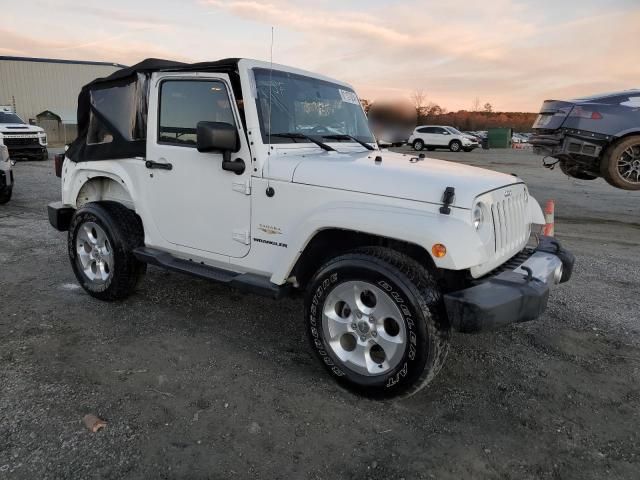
0,123,44,134
284,150,521,208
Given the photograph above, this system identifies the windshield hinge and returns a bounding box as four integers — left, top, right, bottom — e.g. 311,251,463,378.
232,180,251,195
232,229,251,245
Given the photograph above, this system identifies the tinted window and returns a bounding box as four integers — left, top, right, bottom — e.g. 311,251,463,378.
158,80,235,147
87,80,145,145
417,127,431,133
434,127,448,134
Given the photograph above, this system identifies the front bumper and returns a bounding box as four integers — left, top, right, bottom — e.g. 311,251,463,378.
7,145,47,159
444,236,574,333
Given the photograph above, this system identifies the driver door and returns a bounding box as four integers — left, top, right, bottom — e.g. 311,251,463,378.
143,73,252,258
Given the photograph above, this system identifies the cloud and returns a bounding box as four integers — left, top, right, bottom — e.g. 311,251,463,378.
3,0,638,111
201,0,639,111
0,27,181,66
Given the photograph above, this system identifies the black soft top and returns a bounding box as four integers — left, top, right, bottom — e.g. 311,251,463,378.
67,58,242,162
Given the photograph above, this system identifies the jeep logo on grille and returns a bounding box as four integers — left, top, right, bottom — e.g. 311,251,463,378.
504,190,513,197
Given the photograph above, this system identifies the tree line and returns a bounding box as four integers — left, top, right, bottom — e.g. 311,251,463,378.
363,89,538,133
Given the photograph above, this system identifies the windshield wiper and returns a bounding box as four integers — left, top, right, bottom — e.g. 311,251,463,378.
270,132,335,152
321,134,375,151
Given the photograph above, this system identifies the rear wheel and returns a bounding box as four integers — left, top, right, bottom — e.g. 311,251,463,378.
69,202,146,301
601,136,640,190
559,160,598,180
304,247,450,398
0,187,12,204
449,140,462,152
413,139,424,151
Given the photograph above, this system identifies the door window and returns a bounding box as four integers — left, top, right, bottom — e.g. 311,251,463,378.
158,80,235,147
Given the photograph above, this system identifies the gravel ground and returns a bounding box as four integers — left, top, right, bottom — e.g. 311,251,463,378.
0,148,639,479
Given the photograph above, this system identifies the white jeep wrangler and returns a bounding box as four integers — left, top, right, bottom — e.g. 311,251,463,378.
48,58,574,397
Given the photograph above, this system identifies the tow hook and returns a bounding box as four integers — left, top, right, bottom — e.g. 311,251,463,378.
521,266,534,282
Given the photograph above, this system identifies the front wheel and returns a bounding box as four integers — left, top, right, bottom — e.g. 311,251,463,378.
600,136,640,190
304,247,450,398
449,140,462,152
412,139,424,151
68,202,146,301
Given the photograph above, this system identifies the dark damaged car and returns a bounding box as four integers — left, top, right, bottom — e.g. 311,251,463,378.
529,90,640,190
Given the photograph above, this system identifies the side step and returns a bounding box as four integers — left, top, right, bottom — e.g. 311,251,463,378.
133,247,289,299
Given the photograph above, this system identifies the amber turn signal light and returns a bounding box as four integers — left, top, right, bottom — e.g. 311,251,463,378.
432,243,447,258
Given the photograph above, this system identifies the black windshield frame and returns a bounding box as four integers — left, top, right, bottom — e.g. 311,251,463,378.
253,68,374,146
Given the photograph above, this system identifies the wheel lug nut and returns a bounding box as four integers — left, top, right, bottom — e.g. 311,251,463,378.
372,331,377,337
351,323,357,329
360,336,366,342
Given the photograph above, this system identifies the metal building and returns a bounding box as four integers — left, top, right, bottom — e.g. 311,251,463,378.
0,56,125,144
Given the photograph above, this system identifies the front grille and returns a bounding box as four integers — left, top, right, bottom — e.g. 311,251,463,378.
3,137,40,147
490,191,530,256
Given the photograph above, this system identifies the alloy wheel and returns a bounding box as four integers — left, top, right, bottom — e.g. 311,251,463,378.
75,222,113,284
322,281,406,376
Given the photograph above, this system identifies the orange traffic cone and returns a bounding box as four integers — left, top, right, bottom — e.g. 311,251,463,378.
543,200,555,237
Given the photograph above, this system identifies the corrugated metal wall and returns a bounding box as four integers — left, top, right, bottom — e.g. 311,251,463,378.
0,58,122,124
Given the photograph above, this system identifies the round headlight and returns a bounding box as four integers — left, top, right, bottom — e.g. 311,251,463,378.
473,203,484,230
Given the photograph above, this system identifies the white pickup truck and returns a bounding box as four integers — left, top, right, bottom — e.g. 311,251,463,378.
0,106,48,160
48,58,574,397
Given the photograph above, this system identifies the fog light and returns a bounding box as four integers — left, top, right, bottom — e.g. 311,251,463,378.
553,264,563,284
432,243,447,258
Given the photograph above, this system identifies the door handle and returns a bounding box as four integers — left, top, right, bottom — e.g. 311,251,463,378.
146,160,173,170
222,158,245,175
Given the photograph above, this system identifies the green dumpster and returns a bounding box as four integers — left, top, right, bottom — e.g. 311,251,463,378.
487,128,513,148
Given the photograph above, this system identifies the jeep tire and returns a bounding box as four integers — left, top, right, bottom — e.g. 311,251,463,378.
304,247,450,398
69,201,146,301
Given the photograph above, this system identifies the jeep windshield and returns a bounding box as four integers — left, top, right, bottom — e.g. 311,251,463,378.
0,112,25,124
253,68,375,147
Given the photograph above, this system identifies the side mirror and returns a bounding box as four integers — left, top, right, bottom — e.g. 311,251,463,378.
196,121,245,175
196,121,238,154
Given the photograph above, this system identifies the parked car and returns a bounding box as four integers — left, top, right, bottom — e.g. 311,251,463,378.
48,58,574,398
0,136,14,204
409,125,479,152
511,133,530,144
375,128,409,148
0,106,48,161
530,90,640,190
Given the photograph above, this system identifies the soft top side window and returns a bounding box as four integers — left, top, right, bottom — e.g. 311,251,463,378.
158,79,235,148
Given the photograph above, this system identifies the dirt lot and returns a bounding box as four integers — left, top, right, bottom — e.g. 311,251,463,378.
1,148,639,479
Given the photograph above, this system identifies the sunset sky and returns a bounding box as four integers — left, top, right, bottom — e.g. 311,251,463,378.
2,0,638,112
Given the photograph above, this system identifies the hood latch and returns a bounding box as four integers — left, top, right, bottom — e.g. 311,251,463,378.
439,187,455,215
